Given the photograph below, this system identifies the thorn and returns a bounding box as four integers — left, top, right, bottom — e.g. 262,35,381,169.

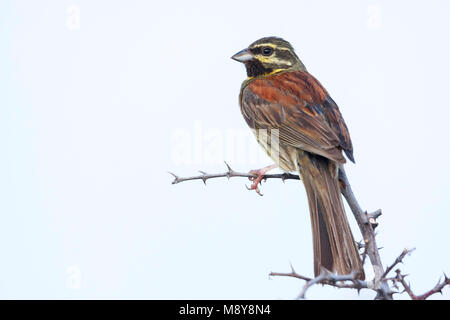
289,262,295,274
168,172,179,184
168,171,178,178
198,171,207,185
224,161,234,178
198,170,208,186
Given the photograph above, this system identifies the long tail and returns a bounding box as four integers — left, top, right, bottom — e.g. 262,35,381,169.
297,150,365,279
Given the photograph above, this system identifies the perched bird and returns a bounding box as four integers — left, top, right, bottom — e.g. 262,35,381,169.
232,37,364,278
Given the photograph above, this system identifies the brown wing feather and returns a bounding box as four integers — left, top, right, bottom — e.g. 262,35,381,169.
240,71,354,163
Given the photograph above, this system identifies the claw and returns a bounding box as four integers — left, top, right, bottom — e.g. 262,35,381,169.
245,164,277,196
245,183,263,196
246,182,263,196
247,173,265,196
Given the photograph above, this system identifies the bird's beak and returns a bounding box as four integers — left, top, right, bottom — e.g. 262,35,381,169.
231,49,253,63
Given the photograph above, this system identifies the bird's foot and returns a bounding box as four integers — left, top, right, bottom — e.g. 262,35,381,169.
245,164,277,196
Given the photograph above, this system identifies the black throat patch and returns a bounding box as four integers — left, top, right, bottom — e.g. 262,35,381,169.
245,60,273,78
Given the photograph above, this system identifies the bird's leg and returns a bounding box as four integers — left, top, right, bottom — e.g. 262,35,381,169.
246,164,278,196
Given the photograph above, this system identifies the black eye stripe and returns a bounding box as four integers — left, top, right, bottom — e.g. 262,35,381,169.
250,46,275,56
250,47,262,55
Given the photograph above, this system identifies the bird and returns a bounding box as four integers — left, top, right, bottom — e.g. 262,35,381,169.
231,36,364,279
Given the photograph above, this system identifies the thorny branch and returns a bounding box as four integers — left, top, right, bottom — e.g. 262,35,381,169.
394,270,450,300
270,266,367,299
337,166,391,299
382,248,415,279
170,162,449,300
269,248,448,299
169,162,299,185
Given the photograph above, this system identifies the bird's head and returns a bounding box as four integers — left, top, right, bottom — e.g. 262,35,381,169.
232,37,306,78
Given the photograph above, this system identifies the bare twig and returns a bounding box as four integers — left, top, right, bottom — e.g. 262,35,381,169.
382,248,415,279
298,269,366,299
367,209,382,220
270,267,367,299
269,264,311,282
395,270,450,300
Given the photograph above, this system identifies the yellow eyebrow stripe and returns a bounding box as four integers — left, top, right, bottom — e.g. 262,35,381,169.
252,44,292,51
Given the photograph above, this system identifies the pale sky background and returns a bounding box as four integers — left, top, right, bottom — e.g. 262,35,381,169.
1,0,449,299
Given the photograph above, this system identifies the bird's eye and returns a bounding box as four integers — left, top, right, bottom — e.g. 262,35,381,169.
262,47,273,56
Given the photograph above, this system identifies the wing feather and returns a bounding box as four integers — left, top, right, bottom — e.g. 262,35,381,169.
240,71,354,163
